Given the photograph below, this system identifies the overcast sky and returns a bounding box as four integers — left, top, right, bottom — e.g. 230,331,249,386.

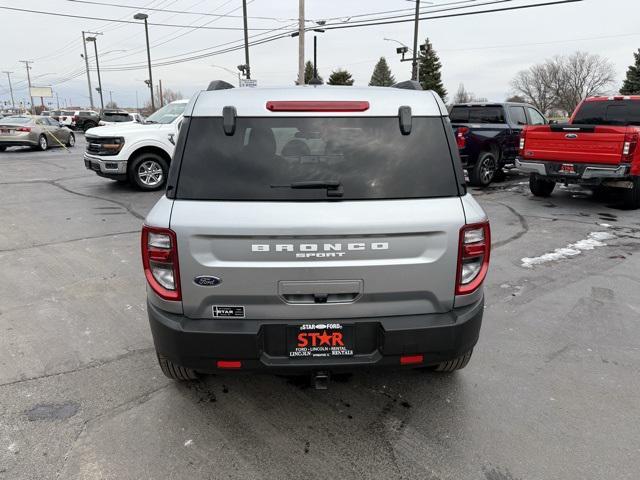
0,0,637,109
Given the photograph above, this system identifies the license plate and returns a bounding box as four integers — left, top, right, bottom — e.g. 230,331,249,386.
287,323,354,359
1,129,13,135
559,163,576,174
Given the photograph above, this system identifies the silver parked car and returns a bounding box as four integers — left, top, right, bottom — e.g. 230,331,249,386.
0,115,75,151
142,85,491,385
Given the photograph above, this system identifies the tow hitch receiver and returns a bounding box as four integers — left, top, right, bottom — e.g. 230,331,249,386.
313,371,330,390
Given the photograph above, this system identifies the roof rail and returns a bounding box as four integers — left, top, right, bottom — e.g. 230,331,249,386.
207,80,235,91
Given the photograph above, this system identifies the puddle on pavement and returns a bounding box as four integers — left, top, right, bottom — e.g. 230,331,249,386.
25,402,79,421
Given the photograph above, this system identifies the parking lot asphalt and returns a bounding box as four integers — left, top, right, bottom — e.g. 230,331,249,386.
1,134,639,480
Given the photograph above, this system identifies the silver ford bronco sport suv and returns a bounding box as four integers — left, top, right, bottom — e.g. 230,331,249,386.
142,84,490,382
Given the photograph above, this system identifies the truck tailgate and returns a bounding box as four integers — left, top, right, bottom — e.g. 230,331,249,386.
523,124,626,165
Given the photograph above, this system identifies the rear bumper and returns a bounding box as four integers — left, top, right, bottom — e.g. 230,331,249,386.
147,296,484,373
516,158,630,181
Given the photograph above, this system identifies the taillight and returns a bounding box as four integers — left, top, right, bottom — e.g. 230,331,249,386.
519,133,526,156
622,131,638,163
17,127,31,132
141,226,181,301
456,126,469,149
456,222,491,295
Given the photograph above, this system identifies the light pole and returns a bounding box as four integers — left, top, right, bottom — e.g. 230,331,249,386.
411,0,421,81
81,31,94,109
241,0,251,80
291,26,325,85
134,13,154,111
85,36,104,111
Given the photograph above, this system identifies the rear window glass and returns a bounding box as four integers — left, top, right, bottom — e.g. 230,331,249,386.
573,100,640,126
176,117,459,201
1,116,31,124
450,106,505,124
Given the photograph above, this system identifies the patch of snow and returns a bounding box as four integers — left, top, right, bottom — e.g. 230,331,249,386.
521,231,616,268
184,439,193,447
599,223,612,228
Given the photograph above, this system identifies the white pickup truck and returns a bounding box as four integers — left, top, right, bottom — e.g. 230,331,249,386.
83,99,188,190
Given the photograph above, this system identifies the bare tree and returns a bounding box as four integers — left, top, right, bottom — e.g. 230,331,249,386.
510,51,616,115
510,64,555,114
549,52,616,114
144,88,183,113
452,83,487,104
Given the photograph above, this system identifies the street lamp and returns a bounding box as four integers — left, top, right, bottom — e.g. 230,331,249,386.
85,36,104,111
134,12,154,111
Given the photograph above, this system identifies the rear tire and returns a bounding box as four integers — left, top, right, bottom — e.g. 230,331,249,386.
468,151,498,187
157,353,198,381
37,135,48,151
66,133,75,148
82,121,97,132
621,176,640,210
529,174,556,197
0,146,6,152
433,349,473,372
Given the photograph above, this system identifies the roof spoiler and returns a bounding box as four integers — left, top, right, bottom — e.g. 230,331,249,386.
207,80,235,91
392,80,423,90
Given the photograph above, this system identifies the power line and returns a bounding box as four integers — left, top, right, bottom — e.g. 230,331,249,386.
95,0,583,72
0,5,294,30
320,0,583,31
59,0,301,22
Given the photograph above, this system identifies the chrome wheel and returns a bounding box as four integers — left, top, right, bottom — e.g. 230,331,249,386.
68,134,75,147
39,135,48,151
137,160,163,187
479,154,496,185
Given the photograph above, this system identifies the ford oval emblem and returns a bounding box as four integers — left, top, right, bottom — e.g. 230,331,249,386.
565,133,578,139
194,275,222,287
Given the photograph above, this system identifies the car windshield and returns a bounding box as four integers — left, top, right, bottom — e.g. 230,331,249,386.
0,116,32,125
103,112,132,122
145,102,186,124
176,116,460,201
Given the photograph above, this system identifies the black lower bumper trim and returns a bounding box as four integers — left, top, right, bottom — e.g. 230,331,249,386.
147,297,484,373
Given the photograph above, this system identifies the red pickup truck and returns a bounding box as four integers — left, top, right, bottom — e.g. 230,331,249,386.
516,96,640,209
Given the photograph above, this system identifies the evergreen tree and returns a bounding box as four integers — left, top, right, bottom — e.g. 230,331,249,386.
328,69,354,86
620,48,640,95
368,57,396,86
295,61,323,85
418,38,447,100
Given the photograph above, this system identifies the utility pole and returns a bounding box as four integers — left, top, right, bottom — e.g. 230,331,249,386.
108,90,113,105
158,79,163,107
2,71,15,108
411,0,421,81
297,0,305,85
134,13,154,111
81,31,95,109
241,0,251,79
85,36,104,111
19,61,34,114
55,92,60,109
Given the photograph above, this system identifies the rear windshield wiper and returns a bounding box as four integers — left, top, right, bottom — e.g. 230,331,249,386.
271,180,344,197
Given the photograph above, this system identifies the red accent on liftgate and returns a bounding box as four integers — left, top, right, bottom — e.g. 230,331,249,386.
217,360,242,369
400,355,424,365
266,101,370,112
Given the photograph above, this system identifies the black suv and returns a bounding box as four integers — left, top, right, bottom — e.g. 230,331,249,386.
450,102,548,186
72,110,101,132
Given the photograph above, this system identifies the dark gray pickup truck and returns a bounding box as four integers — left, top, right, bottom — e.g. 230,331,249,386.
450,102,548,186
